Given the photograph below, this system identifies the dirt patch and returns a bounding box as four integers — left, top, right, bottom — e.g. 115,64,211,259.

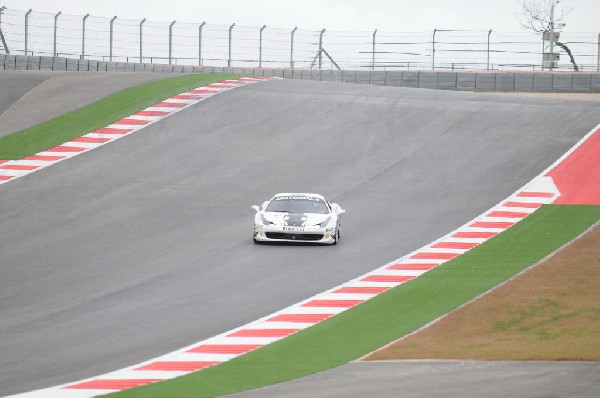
363,222,600,361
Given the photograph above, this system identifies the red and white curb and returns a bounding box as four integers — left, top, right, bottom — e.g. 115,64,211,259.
7,117,598,395
0,77,276,185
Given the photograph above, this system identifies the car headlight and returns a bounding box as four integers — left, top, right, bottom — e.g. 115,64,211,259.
261,214,274,226
317,217,331,228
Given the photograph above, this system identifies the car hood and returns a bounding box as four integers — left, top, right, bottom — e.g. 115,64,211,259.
263,212,330,227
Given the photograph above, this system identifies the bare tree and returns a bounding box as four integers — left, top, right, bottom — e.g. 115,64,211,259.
519,0,579,71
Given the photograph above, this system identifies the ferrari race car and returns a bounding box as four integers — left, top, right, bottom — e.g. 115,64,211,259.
252,193,346,245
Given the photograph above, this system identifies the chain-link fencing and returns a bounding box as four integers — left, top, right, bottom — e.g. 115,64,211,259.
1,7,599,71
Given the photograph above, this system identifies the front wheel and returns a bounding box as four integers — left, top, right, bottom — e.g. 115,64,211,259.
332,228,340,245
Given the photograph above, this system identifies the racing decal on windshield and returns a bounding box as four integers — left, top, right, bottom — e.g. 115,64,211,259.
275,196,323,202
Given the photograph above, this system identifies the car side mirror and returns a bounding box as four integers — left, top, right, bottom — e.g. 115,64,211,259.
332,203,346,215
251,205,260,213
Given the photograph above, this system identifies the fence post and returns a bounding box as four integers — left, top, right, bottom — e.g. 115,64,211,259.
198,21,205,66
372,29,377,71
24,9,32,55
259,24,266,68
318,28,326,69
228,23,235,67
432,28,437,70
290,27,297,68
139,18,145,63
169,20,175,64
548,0,556,71
0,6,10,54
53,11,62,57
487,29,492,70
81,13,89,60
109,16,116,62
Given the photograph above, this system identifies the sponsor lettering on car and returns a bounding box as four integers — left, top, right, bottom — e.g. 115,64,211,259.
274,196,323,202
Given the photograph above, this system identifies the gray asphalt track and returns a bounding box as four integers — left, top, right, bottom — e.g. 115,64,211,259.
0,71,173,138
227,361,600,398
0,76,599,396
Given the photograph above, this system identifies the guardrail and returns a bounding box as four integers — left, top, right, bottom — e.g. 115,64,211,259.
1,54,599,93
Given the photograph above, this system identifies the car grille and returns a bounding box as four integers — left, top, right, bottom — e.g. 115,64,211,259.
266,232,324,241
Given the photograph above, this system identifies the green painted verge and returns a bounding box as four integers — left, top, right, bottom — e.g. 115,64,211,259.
0,73,240,160
109,204,600,398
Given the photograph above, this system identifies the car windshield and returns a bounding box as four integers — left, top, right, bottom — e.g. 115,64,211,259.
266,196,329,214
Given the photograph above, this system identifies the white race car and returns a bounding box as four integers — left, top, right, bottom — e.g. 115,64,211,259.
252,193,346,245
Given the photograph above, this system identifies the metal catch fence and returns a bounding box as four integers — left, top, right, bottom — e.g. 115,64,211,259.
0,7,599,71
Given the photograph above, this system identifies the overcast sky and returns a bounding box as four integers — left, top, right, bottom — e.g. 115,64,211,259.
2,0,599,32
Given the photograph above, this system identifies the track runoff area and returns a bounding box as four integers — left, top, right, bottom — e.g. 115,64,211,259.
2,77,599,397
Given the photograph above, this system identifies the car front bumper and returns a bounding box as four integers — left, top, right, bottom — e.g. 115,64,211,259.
254,225,336,244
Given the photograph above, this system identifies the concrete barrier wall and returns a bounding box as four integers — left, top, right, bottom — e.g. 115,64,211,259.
1,54,598,93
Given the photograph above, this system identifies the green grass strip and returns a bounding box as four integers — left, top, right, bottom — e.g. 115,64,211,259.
0,73,240,159
109,204,600,398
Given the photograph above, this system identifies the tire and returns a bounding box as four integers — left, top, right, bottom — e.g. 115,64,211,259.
332,228,340,245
